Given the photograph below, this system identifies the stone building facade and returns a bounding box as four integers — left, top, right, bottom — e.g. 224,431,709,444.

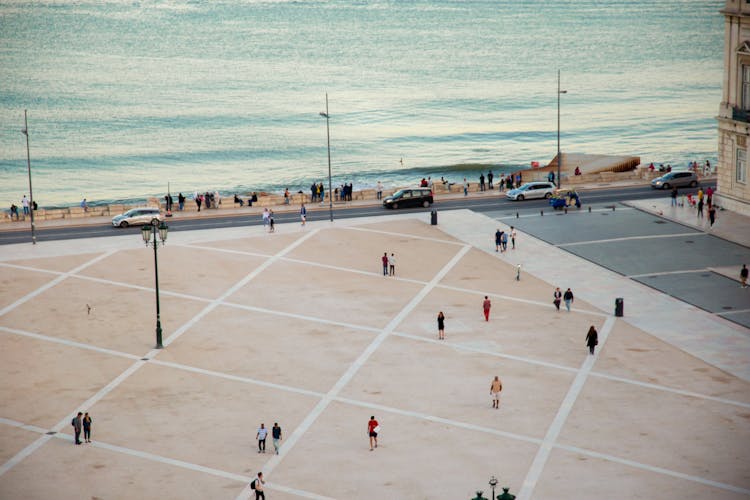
718,0,750,215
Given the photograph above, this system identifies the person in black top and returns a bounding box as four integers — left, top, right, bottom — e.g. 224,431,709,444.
272,422,282,455
586,326,599,355
563,288,574,312
553,287,562,311
437,311,445,340
740,264,748,288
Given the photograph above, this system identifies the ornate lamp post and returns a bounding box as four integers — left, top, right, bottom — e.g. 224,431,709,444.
141,219,168,349
489,476,498,499
21,110,36,244
557,70,567,189
319,93,334,222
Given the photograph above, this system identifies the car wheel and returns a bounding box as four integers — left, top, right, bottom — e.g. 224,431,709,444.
662,183,670,190
422,200,430,208
517,194,524,201
544,192,552,199
392,202,398,209
689,180,697,187
119,221,129,228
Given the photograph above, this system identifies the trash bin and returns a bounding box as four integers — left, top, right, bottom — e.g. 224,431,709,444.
431,209,438,225
615,297,624,317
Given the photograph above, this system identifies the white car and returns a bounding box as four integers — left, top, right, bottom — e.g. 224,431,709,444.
111,207,163,228
506,182,556,201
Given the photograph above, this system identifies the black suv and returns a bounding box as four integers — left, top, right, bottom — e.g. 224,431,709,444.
383,188,434,209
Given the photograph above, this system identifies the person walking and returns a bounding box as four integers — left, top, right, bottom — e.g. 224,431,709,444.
376,181,383,200
381,252,389,276
83,412,92,443
256,423,268,453
563,288,574,312
272,422,282,455
482,296,491,322
490,376,503,409
178,193,185,211
670,186,678,207
510,226,517,249
500,231,508,252
368,416,379,451
72,412,83,445
697,197,704,219
437,311,445,340
479,173,485,192
262,208,269,229
21,195,29,215
268,210,275,233
708,204,717,227
463,178,469,196
495,229,502,252
389,253,396,276
252,472,265,499
300,203,307,226
488,170,494,189
553,287,562,311
740,264,748,288
586,325,599,355
196,193,202,212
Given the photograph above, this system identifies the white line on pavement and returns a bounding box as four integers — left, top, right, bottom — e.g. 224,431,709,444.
557,231,704,247
518,315,617,500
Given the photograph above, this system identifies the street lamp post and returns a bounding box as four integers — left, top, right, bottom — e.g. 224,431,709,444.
21,110,36,244
142,219,169,349
489,476,498,499
319,93,333,222
557,70,567,189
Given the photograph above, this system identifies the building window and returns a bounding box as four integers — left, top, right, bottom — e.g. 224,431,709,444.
738,147,747,184
743,66,750,110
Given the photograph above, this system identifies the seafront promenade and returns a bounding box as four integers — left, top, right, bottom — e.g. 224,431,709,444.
0,194,748,498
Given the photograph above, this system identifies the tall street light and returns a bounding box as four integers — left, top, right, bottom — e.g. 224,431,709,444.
141,219,169,349
21,110,36,244
319,93,333,222
557,69,567,189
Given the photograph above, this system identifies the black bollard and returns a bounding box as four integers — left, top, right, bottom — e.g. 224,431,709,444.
541,210,543,216
516,212,519,218
588,206,591,213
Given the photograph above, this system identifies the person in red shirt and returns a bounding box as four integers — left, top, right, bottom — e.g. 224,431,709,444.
482,296,491,321
367,416,379,451
381,253,388,276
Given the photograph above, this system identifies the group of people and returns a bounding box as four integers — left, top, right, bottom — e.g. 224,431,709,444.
381,252,396,276
262,208,275,232
553,287,575,312
8,195,39,220
71,411,93,445
194,191,221,211
494,226,517,252
675,187,718,226
234,193,258,207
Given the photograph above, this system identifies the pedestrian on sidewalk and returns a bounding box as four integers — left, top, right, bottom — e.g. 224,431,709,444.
368,416,379,451
706,186,714,206
382,252,389,276
586,326,599,355
284,188,290,205
482,296,491,321
670,187,678,207
262,208,269,229
510,226,517,249
21,195,29,215
268,210,275,233
83,412,92,443
256,423,267,453
563,288,574,312
376,181,383,200
479,173,486,191
488,170,494,189
697,197,704,218
252,472,265,499
463,178,469,196
495,229,502,252
72,412,83,445
740,264,748,288
500,231,508,252
437,311,445,340
708,204,716,227
272,422,282,455
490,376,503,409
389,253,396,276
553,287,562,311
300,203,307,226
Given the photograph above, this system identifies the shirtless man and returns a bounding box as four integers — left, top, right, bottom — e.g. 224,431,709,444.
490,376,503,409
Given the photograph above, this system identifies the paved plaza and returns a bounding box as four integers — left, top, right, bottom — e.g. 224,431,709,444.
0,211,749,499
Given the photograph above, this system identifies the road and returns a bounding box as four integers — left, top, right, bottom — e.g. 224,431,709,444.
0,185,684,245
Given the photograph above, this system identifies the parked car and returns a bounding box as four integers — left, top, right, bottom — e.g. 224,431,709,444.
506,182,556,201
111,207,163,228
650,171,699,189
383,188,434,209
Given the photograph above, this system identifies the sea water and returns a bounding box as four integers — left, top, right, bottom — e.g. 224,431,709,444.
0,0,723,207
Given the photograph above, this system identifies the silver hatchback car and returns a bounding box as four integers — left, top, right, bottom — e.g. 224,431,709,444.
111,207,163,228
651,171,699,190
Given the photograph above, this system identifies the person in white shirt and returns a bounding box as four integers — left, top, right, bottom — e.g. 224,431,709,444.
388,253,396,276
256,423,268,453
21,195,29,215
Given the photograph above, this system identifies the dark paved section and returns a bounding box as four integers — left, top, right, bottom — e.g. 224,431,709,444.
495,206,750,329
563,234,750,276
504,209,698,246
632,272,750,328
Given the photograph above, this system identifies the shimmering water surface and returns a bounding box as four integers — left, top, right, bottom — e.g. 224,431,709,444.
0,0,722,207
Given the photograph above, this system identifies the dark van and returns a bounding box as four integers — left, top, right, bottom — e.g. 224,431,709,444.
383,188,434,209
